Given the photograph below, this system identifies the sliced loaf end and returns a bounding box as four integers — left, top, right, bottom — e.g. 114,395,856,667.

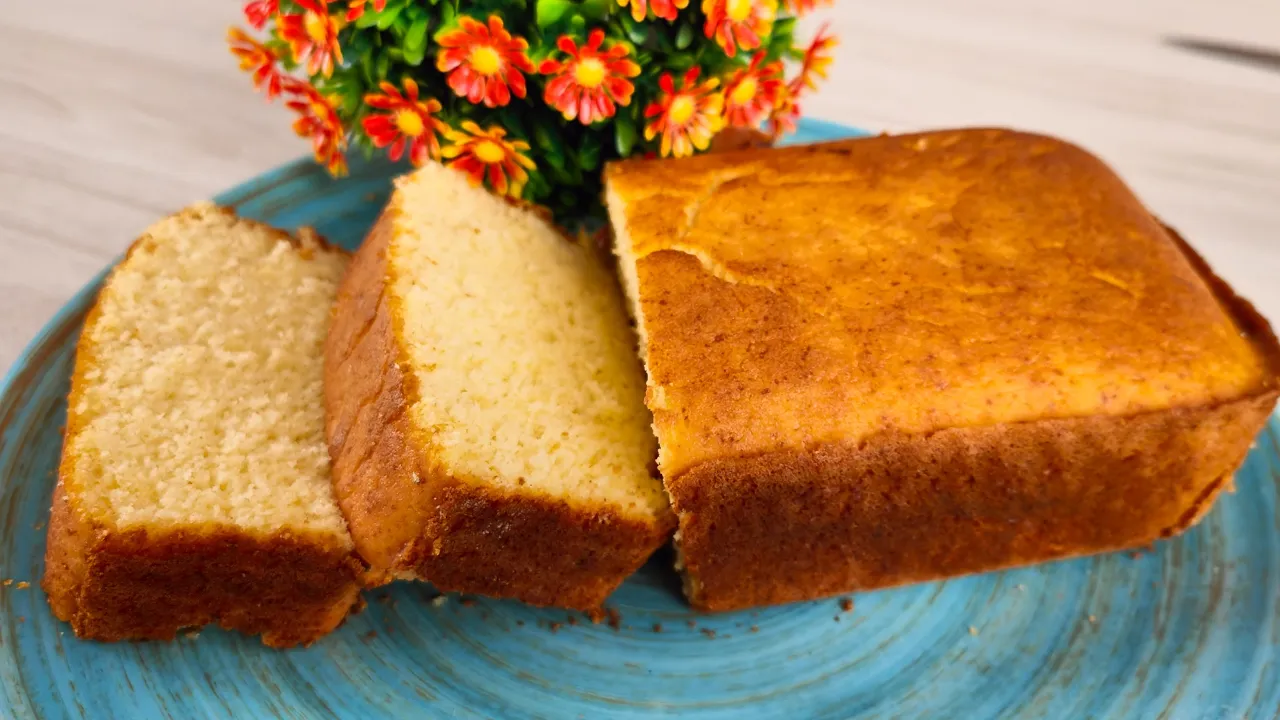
44,204,361,647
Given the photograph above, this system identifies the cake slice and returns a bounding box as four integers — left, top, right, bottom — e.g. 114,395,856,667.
324,163,673,609
604,129,1280,611
42,204,361,646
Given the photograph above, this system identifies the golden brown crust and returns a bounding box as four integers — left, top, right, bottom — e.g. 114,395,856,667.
42,206,362,647
43,504,361,647
606,129,1280,610
607,130,1274,479
671,390,1276,610
324,202,672,610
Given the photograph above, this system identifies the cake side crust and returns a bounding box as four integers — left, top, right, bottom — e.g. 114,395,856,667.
44,496,362,647
670,387,1277,611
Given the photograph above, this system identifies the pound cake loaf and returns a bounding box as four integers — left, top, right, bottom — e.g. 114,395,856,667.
605,129,1280,611
324,163,673,609
43,204,361,646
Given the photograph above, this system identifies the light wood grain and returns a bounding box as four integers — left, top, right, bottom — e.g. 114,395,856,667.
1,0,1277,374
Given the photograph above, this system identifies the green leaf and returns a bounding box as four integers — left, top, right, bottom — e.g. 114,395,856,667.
675,22,695,50
667,52,695,71
403,42,427,66
772,17,796,39
405,16,430,50
626,22,649,45
376,5,403,29
374,52,391,81
359,46,377,86
580,0,611,21
355,9,382,28
438,3,457,27
533,121,560,153
536,0,573,28
578,134,602,171
615,112,637,156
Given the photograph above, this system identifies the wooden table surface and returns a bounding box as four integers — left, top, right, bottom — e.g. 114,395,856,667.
1,0,1278,375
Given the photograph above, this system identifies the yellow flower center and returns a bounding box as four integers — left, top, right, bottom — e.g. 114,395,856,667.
474,140,506,163
729,77,758,105
304,12,329,44
470,46,503,75
573,58,608,89
395,109,425,136
309,101,329,121
668,95,696,125
726,0,753,23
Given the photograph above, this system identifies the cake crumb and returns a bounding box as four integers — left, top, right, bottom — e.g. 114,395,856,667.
431,595,448,608
605,607,621,630
18,616,25,623
686,620,697,629
363,630,378,641
1088,615,1098,624
549,622,562,633
567,616,579,626
460,597,477,608
587,609,605,624
833,616,841,623
652,623,663,633
750,625,759,633
2,580,11,587
1015,584,1025,592
839,598,854,612
15,582,29,590
184,631,201,640
701,628,717,639
516,620,525,627
968,626,979,636
33,521,45,531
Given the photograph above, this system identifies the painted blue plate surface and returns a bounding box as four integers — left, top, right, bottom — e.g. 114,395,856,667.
2,120,1278,719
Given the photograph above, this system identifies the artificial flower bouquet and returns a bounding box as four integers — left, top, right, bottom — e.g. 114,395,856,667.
229,0,835,219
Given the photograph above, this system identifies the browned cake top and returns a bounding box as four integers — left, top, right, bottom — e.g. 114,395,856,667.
606,129,1275,478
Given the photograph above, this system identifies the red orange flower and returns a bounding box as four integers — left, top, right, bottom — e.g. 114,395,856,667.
436,16,535,108
441,121,536,196
702,0,776,57
766,85,801,139
539,29,640,125
781,0,830,14
345,0,386,22
286,83,348,176
243,0,278,30
228,27,288,100
643,67,726,158
277,0,344,78
615,0,689,22
361,79,448,166
791,23,837,94
722,52,785,127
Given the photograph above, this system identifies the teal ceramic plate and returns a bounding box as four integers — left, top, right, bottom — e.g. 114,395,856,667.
2,120,1278,719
